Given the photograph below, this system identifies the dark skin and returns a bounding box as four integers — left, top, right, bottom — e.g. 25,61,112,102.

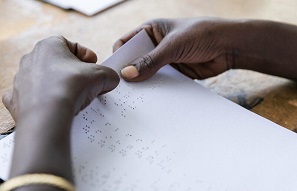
115,18,297,81
2,36,119,190
2,17,297,190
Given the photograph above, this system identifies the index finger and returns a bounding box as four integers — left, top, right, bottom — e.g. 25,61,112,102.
112,28,143,52
57,36,98,63
112,23,157,52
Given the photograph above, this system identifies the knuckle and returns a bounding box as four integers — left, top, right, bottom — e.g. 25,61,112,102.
137,55,155,72
33,38,49,51
143,18,165,31
20,53,29,62
148,18,166,29
35,37,50,47
19,53,31,68
35,36,65,49
48,35,65,42
148,18,165,25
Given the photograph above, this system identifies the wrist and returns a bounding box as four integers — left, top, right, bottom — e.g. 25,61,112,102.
220,19,297,79
226,19,277,69
10,99,75,180
17,97,75,129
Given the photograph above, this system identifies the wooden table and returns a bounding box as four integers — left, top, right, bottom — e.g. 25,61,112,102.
1,0,297,133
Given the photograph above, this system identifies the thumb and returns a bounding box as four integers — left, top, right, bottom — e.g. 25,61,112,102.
120,42,171,82
76,65,120,113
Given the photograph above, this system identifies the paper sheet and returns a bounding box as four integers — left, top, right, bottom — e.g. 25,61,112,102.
41,0,126,16
1,30,297,190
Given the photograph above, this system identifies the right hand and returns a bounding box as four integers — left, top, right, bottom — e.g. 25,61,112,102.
113,18,235,82
2,36,120,123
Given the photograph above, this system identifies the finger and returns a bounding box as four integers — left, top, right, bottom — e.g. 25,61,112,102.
92,65,120,95
76,65,120,113
120,41,171,82
113,27,145,52
2,91,17,121
112,22,162,52
58,36,98,63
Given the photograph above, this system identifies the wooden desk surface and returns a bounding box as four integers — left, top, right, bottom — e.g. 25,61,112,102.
1,0,297,133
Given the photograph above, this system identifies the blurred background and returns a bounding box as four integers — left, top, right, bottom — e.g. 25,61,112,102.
1,0,297,133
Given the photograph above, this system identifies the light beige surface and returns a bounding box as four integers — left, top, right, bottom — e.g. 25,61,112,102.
1,0,297,133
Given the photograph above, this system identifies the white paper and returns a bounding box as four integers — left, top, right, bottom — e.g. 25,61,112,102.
42,0,126,16
1,30,297,191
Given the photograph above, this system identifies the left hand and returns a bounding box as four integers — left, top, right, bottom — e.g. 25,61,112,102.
2,36,120,123
113,18,233,82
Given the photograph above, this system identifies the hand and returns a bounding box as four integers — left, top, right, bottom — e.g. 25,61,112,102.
114,18,297,82
1,36,120,182
113,18,235,81
2,36,120,122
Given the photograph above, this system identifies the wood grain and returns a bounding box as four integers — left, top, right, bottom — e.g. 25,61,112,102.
1,0,297,133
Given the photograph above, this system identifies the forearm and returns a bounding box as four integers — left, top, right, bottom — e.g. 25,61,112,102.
222,20,297,79
9,101,75,190
0,35,119,191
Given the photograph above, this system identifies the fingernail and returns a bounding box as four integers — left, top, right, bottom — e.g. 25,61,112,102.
121,65,139,79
